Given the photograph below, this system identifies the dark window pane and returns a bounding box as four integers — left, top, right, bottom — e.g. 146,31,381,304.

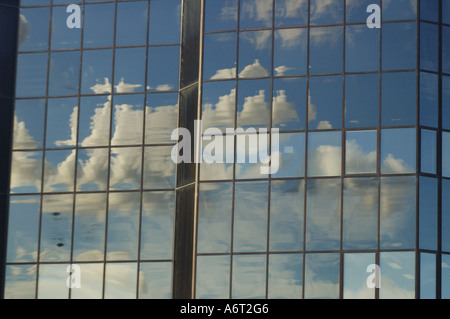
420,22,439,72
240,0,273,29
83,3,115,48
443,132,450,177
204,0,238,32
382,0,417,21
346,24,379,72
419,177,438,251
445,0,450,25
18,7,49,51
78,96,111,147
382,22,416,71
421,129,437,174
309,26,343,74
420,72,438,128
203,32,236,80
420,0,439,22
443,180,450,252
149,0,181,44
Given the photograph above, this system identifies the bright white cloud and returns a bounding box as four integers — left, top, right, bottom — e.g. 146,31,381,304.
239,59,269,78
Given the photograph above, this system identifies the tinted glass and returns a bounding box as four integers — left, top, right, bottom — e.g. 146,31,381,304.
304,253,340,299
203,32,237,80
421,129,437,174
81,49,113,95
78,96,111,147
309,26,343,74
382,0,417,21
149,0,181,44
18,7,50,51
196,256,230,299
379,252,415,299
268,254,302,299
240,0,273,29
420,22,439,72
48,51,80,96
275,0,308,27
308,76,342,130
346,131,377,175
116,1,148,46
420,72,438,128
420,253,436,299
148,46,180,92
232,255,266,299
307,131,342,177
204,0,238,32
310,0,343,25
274,29,307,76
104,263,137,299
443,132,450,177
51,6,81,50
4,264,36,299
138,262,172,299
13,99,45,149
382,22,416,71
83,3,115,48
346,24,379,72
419,177,438,251
46,98,78,148
15,53,48,98
381,128,416,174
238,31,272,78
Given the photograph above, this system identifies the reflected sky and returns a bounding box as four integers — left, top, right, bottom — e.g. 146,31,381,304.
304,253,340,299
268,254,302,299
196,255,230,299
379,251,415,299
232,255,266,299
343,253,375,299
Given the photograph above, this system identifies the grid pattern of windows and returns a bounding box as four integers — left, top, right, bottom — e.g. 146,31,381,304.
6,0,182,299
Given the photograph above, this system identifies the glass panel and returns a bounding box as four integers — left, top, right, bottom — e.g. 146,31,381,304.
275,0,308,27
149,0,181,44
420,72,438,128
13,99,45,149
382,22,416,71
444,76,450,131
238,31,272,78
78,96,111,147
233,181,268,252
76,148,108,192
270,180,304,251
48,51,80,96
420,0,439,22
304,253,340,299
197,183,232,254
442,254,450,299
73,193,106,262
306,179,341,251
345,73,379,128
146,93,178,144
381,72,416,127
147,46,180,92
237,79,271,128
4,265,36,299
204,0,238,32
443,180,450,252
10,151,42,194
382,0,417,21
346,131,377,175
51,6,81,50
40,195,73,262
421,130,437,174
37,264,69,299
272,132,305,178
274,29,307,76
43,150,76,192
7,195,40,262
116,1,148,46
70,263,103,299
196,255,230,299
420,23,439,72
15,53,48,98
308,75,342,130
420,253,436,299
81,49,113,95
310,0,343,25
83,3,115,48
200,134,234,181
309,26,343,74
104,263,137,299
114,47,146,93
343,178,378,250
307,131,342,177
381,128,416,174
444,27,450,75
106,193,140,261
111,94,144,146
379,251,415,299
18,7,50,51
268,254,302,299
445,0,450,25
138,262,172,299
143,146,175,189
240,0,273,29
203,32,237,80
443,132,450,177
232,254,266,299
346,0,379,23
273,77,306,130
380,176,416,249
140,191,175,260
202,81,236,132
343,253,376,299
346,24,379,72
46,98,78,148
109,147,142,190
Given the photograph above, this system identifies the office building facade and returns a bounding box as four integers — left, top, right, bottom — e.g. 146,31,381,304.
0,0,449,299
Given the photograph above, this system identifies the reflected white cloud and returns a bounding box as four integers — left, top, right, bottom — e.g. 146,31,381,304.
18,14,30,49
13,115,40,149
210,67,236,80
239,59,269,78
241,0,272,26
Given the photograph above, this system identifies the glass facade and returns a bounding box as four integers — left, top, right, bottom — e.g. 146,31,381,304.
0,0,449,299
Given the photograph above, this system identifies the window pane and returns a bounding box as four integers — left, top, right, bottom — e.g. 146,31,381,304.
308,76,342,130
343,178,378,250
443,180,450,252
143,146,175,190
445,0,450,25
4,265,36,299
420,72,438,128
37,264,69,299
114,48,146,93
46,98,78,148
443,76,450,131
43,150,76,193
346,131,377,175
146,93,178,144
202,81,236,132
7,195,40,263
442,254,450,299
204,0,238,32
18,7,50,51
238,31,271,78
307,131,342,177
140,191,175,260
51,6,80,50
270,180,304,252
382,22,416,71
382,0,417,21
203,32,236,80
273,132,305,178
346,24,379,72
343,253,375,299
306,179,341,251
110,147,142,190
15,53,47,98
420,23,439,72
149,0,181,44
76,148,108,192
116,1,148,46
421,129,437,174
274,29,307,76
48,51,80,96
240,0,273,29
10,151,42,194
268,254,302,299
232,255,266,299
78,96,111,147
309,26,343,74
379,252,415,299
380,176,416,249
70,263,103,299
273,77,306,130
444,27,450,74
83,3,115,48
420,0,438,22
234,181,268,252
198,183,232,254
381,72,416,127
443,132,450,177
419,177,438,251
237,79,271,128
73,193,106,262
13,99,45,149
420,253,436,299
275,0,308,27
381,128,416,174
345,73,379,128
40,195,73,262
310,0,343,25
81,49,113,95
104,263,137,299
196,255,230,299
138,262,172,299
147,46,180,92
111,94,144,146
304,253,340,299
346,0,379,23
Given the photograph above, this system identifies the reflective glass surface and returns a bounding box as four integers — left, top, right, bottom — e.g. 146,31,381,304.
139,262,172,299
382,0,417,21
46,98,78,148
240,0,273,29
381,128,416,174
274,29,307,76
51,6,81,50
232,255,266,299
81,49,113,95
444,27,450,74
346,131,377,175
346,24,379,72
419,177,438,251
379,252,415,299
48,51,80,96
304,253,340,299
308,76,342,130
10,151,42,194
443,180,450,252
309,26,343,74
15,53,48,98
443,76,450,131
13,99,45,150
4,264,36,299
37,264,69,299
421,130,437,174
307,131,342,177
268,254,302,299
196,255,230,299
420,0,439,22
149,0,181,44
273,78,306,130
275,0,308,27
343,253,375,299
203,32,237,80
143,146,176,189
148,46,180,92
420,253,436,299
114,48,146,94
420,22,439,72
78,96,111,147
238,31,272,78
310,0,343,25
204,0,238,32
18,7,50,52
443,132,450,177
442,254,450,299
420,72,438,128
237,79,271,128
382,22,416,71
104,263,137,299
116,1,148,46
70,263,103,299
346,0,379,23
83,3,115,48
